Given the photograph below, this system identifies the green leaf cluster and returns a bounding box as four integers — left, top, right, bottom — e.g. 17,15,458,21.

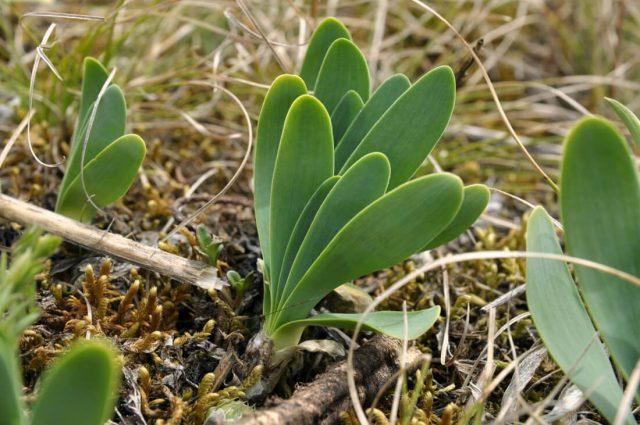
55,57,146,223
0,228,121,425
254,18,489,349
526,115,639,424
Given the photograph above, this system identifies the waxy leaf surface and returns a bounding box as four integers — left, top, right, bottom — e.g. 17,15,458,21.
299,18,351,90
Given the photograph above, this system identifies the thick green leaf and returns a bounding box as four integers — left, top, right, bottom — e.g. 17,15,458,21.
254,75,307,271
0,337,25,425
299,17,351,90
31,340,121,425
74,57,109,144
560,116,640,379
58,85,127,211
268,95,334,291
277,153,391,310
340,66,455,189
526,207,633,424
423,184,489,250
56,135,146,222
331,90,364,144
271,307,440,349
270,176,339,321
335,74,411,171
314,38,370,113
275,173,462,327
605,97,640,149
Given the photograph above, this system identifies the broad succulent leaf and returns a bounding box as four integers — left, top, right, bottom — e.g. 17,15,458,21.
56,135,146,222
74,57,109,142
271,307,440,350
331,90,364,143
340,66,456,189
299,17,351,90
560,116,640,380
254,75,307,272
31,340,121,425
605,97,640,149
274,173,463,328
423,184,489,250
335,74,411,171
526,207,633,424
314,38,370,113
268,95,334,292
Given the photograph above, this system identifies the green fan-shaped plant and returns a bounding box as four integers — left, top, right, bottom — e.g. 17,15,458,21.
525,115,639,424
0,228,121,425
254,17,489,350
55,57,146,223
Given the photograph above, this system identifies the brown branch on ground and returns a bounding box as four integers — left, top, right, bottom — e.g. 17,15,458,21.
0,193,224,290
232,335,427,425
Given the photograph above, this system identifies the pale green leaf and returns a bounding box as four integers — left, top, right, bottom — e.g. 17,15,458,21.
55,135,146,223
560,116,640,379
253,75,307,271
299,18,351,90
605,97,640,149
275,173,462,327
340,66,456,189
335,74,411,171
271,307,440,349
331,90,364,144
314,38,370,113
268,95,334,290
31,341,121,425
526,207,633,424
0,337,25,425
74,57,109,144
278,153,391,308
423,184,489,250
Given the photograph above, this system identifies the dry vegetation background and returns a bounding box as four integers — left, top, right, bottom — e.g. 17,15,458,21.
1,0,639,423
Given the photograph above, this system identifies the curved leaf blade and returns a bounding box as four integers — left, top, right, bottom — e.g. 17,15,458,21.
605,97,640,149
268,95,334,290
314,38,370,113
278,153,391,310
335,74,411,171
340,66,456,189
560,116,640,379
423,184,489,250
56,134,146,222
31,340,121,425
254,75,307,270
271,307,440,349
331,90,364,144
276,173,463,327
75,57,109,143
299,17,351,90
526,207,633,424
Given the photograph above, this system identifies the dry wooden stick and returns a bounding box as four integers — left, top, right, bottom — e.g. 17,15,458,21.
0,193,223,290
231,335,427,425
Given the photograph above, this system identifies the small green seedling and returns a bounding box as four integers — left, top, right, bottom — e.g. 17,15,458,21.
196,224,223,266
526,116,639,424
0,228,121,425
55,57,146,223
254,18,489,350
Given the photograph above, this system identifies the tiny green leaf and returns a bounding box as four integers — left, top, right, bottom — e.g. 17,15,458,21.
299,17,351,90
334,74,411,171
271,307,440,350
340,66,456,189
268,95,334,291
526,207,633,424
314,38,370,113
31,340,121,425
331,90,364,144
278,153,391,308
254,75,308,272
560,116,640,380
423,184,489,251
276,173,462,328
605,97,640,149
55,134,146,222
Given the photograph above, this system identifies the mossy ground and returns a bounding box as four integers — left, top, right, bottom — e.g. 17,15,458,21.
1,1,638,423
